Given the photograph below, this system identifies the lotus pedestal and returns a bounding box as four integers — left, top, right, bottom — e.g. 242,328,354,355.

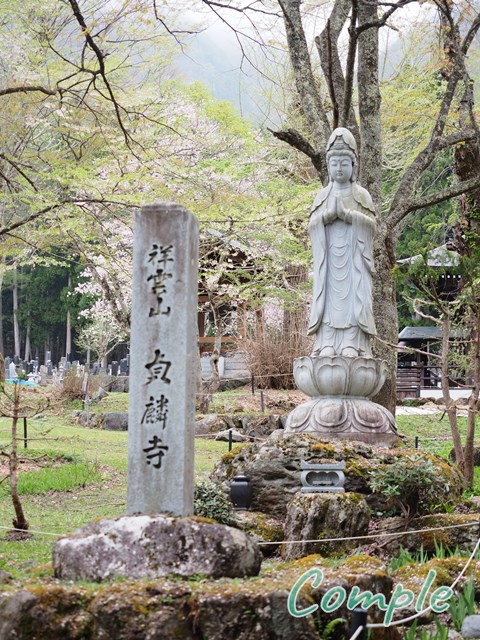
285,356,398,446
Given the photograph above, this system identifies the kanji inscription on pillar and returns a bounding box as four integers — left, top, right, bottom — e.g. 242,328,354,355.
127,203,198,516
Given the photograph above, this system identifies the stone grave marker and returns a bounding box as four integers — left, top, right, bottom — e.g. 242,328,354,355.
127,202,198,517
39,365,48,386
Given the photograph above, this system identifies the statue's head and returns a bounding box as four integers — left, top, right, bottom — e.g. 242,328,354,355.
326,127,358,183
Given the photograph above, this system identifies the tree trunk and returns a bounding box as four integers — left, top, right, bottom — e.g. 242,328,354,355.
66,272,72,359
440,314,464,473
371,225,398,414
9,384,29,531
24,325,31,363
12,268,20,358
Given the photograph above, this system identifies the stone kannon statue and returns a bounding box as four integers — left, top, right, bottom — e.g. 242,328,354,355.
308,128,376,359
285,127,398,444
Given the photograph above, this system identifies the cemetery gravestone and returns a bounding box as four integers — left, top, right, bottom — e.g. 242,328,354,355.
39,365,48,386
120,358,128,375
127,202,198,517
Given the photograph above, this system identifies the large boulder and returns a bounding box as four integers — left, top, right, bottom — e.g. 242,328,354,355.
211,430,463,518
53,514,262,581
283,492,370,560
102,412,128,431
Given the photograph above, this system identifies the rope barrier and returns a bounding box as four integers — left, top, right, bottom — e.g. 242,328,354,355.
0,518,478,544
367,535,480,628
257,520,480,546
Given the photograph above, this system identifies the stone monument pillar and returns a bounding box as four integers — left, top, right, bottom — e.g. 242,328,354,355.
52,202,262,582
285,128,397,445
127,202,198,516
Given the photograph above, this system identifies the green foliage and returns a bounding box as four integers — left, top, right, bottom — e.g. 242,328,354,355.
390,542,470,571
448,578,476,632
369,455,451,519
390,545,429,571
0,461,103,495
402,619,448,640
194,479,236,526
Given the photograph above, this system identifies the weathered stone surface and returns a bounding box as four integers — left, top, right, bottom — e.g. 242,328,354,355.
285,395,398,446
0,591,39,640
211,431,463,518
109,376,129,393
376,513,480,554
127,203,198,517
234,511,284,556
283,492,370,560
194,414,225,435
194,413,285,439
72,411,128,430
0,570,12,583
103,412,128,431
450,445,480,466
215,429,245,442
462,615,480,638
72,411,104,429
0,554,394,640
53,515,262,581
191,590,320,640
392,557,480,624
91,386,109,403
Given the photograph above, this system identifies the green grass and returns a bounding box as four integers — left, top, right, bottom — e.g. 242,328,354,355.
0,389,243,579
14,462,103,495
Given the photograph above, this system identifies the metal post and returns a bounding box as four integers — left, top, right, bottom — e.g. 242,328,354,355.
251,374,255,395
23,417,27,449
228,429,233,452
260,390,265,413
349,608,367,640
415,436,419,449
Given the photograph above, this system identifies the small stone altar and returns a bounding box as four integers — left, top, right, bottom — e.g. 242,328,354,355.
285,128,397,445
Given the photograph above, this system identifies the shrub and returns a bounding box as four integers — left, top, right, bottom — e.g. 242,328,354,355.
369,455,452,520
194,480,236,526
244,327,312,390
60,370,100,401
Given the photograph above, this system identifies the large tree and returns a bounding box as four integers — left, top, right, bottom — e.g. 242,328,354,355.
201,0,480,413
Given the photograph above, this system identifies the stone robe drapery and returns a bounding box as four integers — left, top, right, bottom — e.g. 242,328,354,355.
308,182,377,356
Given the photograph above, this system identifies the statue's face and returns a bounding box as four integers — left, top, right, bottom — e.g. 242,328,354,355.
328,155,353,184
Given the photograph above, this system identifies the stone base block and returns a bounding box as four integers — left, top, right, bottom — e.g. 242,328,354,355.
285,396,398,446
53,515,262,582
283,491,370,561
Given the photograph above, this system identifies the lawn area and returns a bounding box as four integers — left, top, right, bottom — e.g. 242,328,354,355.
0,386,479,580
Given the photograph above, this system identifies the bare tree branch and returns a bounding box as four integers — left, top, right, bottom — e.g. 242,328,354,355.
268,127,325,175
0,86,56,98
396,174,480,220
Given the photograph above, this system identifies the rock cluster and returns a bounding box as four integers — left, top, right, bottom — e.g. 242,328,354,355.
212,431,463,518
0,555,392,640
